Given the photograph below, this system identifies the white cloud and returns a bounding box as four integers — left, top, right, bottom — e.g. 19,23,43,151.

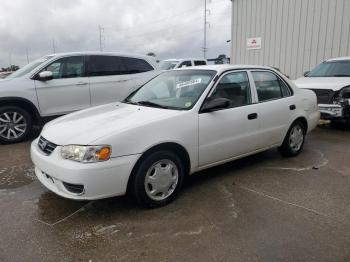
0,0,231,68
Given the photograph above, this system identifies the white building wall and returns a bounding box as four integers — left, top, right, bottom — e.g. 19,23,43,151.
231,0,350,79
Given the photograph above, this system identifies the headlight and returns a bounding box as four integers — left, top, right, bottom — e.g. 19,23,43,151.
339,86,350,99
61,145,111,163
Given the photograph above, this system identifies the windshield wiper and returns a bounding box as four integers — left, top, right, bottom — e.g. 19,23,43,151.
332,75,350,77
136,101,169,109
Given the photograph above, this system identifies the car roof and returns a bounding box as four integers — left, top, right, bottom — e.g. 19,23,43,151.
326,56,350,62
163,58,207,62
172,64,276,73
47,51,154,60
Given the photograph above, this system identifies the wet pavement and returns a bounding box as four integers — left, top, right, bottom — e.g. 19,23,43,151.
0,125,349,262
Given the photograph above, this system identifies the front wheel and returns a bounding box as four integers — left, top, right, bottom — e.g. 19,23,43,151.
130,150,184,208
0,106,32,144
278,120,306,157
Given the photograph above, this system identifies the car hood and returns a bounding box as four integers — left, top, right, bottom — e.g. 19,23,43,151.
41,102,183,145
294,77,350,91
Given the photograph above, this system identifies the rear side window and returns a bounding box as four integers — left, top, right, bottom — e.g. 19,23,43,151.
43,56,85,79
251,71,292,102
194,60,206,66
87,55,127,76
121,57,154,74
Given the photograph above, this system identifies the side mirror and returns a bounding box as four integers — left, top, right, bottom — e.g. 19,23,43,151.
38,71,53,81
303,71,310,77
201,98,231,113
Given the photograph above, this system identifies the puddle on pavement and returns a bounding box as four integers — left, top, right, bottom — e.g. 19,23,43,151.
36,191,88,224
0,163,36,189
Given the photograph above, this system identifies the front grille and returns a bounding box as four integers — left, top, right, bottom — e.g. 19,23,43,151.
38,136,57,155
309,89,335,104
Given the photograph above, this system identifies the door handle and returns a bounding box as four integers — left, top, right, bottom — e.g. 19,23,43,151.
116,79,128,83
248,113,258,120
76,82,87,86
289,104,296,110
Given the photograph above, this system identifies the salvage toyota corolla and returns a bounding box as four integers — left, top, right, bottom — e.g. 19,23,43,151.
31,65,319,207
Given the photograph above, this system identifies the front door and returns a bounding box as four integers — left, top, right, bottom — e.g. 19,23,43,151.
198,71,261,167
34,56,90,116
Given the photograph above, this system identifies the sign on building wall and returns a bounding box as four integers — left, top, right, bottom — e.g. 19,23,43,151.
247,37,262,50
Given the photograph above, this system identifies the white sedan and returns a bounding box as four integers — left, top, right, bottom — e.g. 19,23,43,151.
31,65,319,207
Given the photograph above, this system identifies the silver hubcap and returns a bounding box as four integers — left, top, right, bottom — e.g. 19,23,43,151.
289,125,304,152
0,112,27,140
144,159,179,201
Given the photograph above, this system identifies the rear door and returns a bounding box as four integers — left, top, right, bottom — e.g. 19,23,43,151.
88,55,156,106
198,71,261,166
249,70,295,148
34,56,90,116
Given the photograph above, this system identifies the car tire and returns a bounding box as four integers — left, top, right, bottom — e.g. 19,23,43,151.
131,150,184,208
0,106,32,144
278,120,306,157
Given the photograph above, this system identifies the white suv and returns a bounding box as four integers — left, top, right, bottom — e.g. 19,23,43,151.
0,52,159,144
159,59,207,70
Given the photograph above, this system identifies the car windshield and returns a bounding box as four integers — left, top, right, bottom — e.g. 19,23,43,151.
7,56,53,78
307,60,350,77
159,61,179,70
124,69,217,110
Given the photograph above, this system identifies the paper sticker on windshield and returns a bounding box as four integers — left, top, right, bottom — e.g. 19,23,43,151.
176,78,201,89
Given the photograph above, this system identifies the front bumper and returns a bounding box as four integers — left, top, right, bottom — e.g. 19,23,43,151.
318,104,343,120
31,138,140,200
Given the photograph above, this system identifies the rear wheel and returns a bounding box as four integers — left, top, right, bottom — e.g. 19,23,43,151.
278,120,306,157
130,150,184,208
0,106,32,144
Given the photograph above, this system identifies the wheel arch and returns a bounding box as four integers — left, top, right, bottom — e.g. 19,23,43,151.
126,142,191,194
0,97,41,125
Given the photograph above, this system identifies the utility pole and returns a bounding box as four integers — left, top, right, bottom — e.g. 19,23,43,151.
52,39,56,54
202,0,210,59
98,25,104,51
8,53,12,67
26,48,29,64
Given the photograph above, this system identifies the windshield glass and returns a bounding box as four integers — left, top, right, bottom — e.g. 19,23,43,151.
159,61,179,70
307,60,350,77
7,56,53,78
124,69,217,110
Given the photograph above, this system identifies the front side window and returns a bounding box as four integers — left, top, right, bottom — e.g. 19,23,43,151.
307,60,350,77
209,71,251,108
252,71,291,102
8,56,53,78
159,61,178,70
124,70,216,110
88,55,127,76
179,61,192,68
43,56,84,79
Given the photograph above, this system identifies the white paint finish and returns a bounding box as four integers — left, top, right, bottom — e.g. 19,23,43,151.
198,103,261,166
34,77,90,116
231,0,350,79
31,65,319,200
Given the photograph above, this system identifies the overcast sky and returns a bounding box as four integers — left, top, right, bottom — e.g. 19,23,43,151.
0,0,231,68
